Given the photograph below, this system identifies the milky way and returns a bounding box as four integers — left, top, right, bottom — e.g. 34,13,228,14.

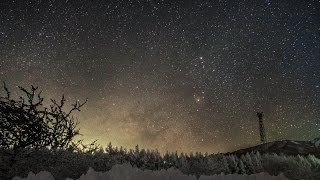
0,0,319,153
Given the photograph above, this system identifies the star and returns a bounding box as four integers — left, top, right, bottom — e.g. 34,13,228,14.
0,0,319,154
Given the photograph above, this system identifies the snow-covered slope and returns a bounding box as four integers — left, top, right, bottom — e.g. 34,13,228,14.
13,164,288,180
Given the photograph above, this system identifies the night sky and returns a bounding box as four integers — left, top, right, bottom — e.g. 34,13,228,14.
1,0,319,153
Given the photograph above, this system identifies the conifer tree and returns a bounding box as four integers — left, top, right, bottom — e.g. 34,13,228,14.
242,153,254,174
239,159,246,174
226,155,239,174
307,154,320,168
251,152,263,173
222,155,231,174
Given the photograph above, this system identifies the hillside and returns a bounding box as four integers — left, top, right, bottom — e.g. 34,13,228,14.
230,140,320,158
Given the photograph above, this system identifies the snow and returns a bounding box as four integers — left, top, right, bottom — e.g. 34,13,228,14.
13,171,55,180
13,163,288,180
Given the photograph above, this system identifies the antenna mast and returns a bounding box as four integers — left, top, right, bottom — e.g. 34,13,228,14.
257,112,267,143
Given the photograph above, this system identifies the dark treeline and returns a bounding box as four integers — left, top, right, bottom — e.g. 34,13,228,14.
1,143,320,180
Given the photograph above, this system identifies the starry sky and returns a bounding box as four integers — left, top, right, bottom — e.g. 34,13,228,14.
0,0,319,153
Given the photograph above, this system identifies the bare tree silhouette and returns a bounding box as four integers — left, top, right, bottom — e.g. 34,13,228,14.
0,82,101,179
0,82,86,150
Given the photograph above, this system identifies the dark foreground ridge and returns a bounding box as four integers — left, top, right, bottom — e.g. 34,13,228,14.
230,139,320,158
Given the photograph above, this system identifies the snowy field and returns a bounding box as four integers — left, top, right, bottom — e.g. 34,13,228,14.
13,164,288,180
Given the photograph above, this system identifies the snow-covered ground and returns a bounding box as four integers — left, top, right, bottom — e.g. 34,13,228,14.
13,163,288,180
